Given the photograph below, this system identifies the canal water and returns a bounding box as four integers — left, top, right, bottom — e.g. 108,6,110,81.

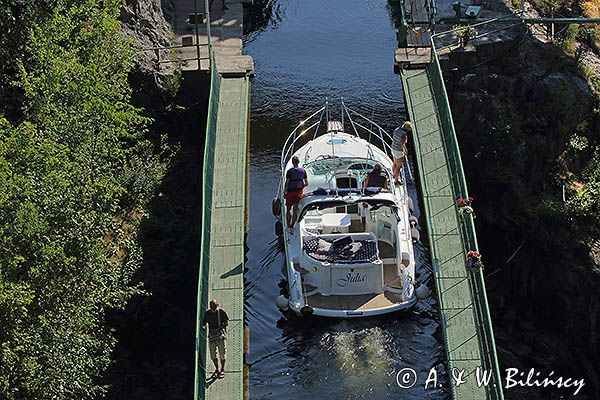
244,0,448,399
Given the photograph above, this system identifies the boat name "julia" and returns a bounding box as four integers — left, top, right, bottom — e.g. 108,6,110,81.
336,272,367,287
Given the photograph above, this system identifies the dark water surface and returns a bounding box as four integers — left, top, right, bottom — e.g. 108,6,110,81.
243,1,448,399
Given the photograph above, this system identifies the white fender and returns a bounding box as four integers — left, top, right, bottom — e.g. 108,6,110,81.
415,283,430,299
410,226,420,242
276,295,289,311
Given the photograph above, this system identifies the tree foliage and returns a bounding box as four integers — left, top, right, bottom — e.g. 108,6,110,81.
0,0,166,398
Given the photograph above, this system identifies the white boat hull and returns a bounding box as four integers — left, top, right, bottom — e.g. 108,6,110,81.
276,102,419,318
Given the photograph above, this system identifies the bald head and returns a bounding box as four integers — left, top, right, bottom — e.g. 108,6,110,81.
210,299,219,311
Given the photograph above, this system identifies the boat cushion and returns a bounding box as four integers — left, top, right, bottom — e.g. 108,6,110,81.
303,237,379,263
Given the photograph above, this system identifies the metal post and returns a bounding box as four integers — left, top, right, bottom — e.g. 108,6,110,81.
204,0,212,45
341,97,344,132
521,0,524,15
194,0,200,69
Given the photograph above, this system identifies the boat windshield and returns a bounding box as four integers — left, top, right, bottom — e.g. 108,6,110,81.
304,157,380,177
301,157,393,193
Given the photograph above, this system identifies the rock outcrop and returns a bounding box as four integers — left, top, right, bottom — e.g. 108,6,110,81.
120,0,177,112
444,29,600,400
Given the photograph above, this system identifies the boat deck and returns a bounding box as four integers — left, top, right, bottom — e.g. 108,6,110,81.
378,240,395,258
306,290,403,311
384,263,402,287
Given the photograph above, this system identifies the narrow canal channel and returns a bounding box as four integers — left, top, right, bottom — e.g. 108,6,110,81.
243,1,449,399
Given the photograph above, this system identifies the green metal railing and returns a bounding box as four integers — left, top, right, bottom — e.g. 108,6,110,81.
404,68,500,399
398,0,409,47
424,20,520,400
420,13,599,399
193,46,221,400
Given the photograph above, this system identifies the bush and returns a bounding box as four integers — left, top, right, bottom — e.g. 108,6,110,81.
0,0,166,397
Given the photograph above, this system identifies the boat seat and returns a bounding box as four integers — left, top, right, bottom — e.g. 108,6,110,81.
303,226,323,235
303,236,379,263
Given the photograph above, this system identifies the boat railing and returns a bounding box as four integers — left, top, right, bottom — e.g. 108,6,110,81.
280,105,326,172
280,99,399,174
341,101,395,160
279,100,409,205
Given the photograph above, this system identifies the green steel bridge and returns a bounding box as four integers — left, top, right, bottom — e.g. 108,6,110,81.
396,1,599,399
398,38,505,400
189,2,599,399
395,4,528,400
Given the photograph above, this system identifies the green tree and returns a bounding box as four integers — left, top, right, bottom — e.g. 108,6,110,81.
0,0,166,397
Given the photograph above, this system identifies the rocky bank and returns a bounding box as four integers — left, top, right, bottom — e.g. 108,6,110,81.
443,20,600,400
116,0,600,398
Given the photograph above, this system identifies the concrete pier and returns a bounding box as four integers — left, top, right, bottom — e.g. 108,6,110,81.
171,0,254,73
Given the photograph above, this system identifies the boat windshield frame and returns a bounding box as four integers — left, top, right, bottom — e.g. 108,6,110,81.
303,156,386,169
302,155,393,180
280,99,396,174
297,196,398,223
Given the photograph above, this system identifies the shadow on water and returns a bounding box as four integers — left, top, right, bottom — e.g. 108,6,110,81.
104,73,210,400
244,0,286,36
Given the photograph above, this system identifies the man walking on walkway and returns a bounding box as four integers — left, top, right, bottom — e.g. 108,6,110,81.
203,299,229,379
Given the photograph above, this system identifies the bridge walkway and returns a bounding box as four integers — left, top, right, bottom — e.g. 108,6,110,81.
194,57,250,399
401,67,490,399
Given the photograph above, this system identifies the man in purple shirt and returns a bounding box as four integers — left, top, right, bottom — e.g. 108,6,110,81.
284,156,308,231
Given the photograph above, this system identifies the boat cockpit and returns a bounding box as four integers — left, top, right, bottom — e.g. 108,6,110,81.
299,157,393,196
292,197,412,301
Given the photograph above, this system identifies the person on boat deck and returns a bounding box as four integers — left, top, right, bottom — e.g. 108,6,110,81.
391,121,412,183
364,163,388,190
285,155,308,230
203,299,229,379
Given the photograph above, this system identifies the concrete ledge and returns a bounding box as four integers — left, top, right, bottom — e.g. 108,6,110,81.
216,55,254,76
394,47,431,72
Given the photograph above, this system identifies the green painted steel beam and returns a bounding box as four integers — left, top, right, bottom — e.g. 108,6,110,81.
437,16,600,24
203,75,249,400
401,68,490,400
